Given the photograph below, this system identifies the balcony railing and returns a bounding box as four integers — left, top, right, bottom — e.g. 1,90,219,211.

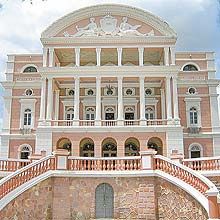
47,119,169,127
0,158,30,172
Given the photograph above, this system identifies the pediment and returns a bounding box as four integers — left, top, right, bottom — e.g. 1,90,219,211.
42,4,177,39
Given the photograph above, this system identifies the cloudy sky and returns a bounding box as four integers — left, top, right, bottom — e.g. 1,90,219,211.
0,0,219,123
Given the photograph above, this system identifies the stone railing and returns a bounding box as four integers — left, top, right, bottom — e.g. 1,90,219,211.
154,155,215,195
182,157,220,171
46,119,169,127
0,155,55,199
0,158,30,172
68,156,141,171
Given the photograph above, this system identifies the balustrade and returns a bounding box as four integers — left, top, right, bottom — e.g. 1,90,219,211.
68,156,141,171
0,158,30,172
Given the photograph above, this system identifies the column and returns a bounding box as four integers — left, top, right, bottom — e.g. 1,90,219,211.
46,77,53,122
140,76,146,125
96,47,101,66
164,47,169,66
117,76,124,125
95,76,101,126
43,47,48,67
75,48,80,67
117,47,122,66
48,47,54,67
54,90,60,125
160,89,166,119
39,77,47,122
73,77,80,125
165,76,172,120
138,47,144,66
172,76,179,121
170,46,176,65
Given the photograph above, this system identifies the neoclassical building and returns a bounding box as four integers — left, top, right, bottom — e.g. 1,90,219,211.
1,4,219,161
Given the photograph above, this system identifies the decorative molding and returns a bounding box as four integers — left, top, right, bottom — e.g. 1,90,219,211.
41,4,177,38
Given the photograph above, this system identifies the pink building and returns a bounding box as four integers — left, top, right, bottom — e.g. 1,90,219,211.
1,4,220,219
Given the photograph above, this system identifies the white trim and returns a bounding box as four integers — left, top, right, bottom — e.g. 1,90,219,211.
188,143,203,158
181,62,200,71
20,64,39,73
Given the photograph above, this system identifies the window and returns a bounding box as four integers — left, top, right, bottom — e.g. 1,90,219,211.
145,88,152,96
145,107,155,120
188,87,196,95
24,109,31,126
68,89,74,96
125,142,139,156
23,66,38,73
81,142,94,157
25,89,33,96
86,107,95,120
87,89,94,96
189,144,202,158
189,107,198,125
66,107,74,125
183,64,198,71
126,89,133,95
19,144,32,159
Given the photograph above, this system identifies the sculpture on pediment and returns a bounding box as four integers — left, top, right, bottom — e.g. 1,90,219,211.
63,16,155,37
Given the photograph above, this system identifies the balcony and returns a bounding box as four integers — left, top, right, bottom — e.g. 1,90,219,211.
45,119,170,127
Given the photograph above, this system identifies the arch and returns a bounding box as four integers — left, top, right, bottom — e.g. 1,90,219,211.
181,62,200,71
42,4,176,38
56,137,72,152
95,183,114,219
101,137,117,157
188,143,203,158
147,137,163,155
124,137,140,156
21,64,38,73
79,137,94,157
18,144,32,159
85,107,95,120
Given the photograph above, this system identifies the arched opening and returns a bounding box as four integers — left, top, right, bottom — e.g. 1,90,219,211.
102,138,117,157
183,64,198,71
23,66,38,73
147,137,163,155
18,144,32,159
95,183,114,219
145,107,155,120
80,138,94,157
65,107,74,126
189,144,202,158
56,137,72,153
125,138,140,156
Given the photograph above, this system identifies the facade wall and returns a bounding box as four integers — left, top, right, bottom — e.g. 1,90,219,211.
0,176,208,219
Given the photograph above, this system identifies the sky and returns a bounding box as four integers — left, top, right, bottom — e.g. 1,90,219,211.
0,0,219,124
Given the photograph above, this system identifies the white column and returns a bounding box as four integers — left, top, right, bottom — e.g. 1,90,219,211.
170,46,176,65
160,89,166,119
138,47,144,66
96,47,101,66
172,76,179,121
48,47,54,67
117,47,122,66
43,47,48,67
46,77,53,122
164,47,169,66
117,76,124,125
73,77,80,125
95,76,101,126
54,90,60,124
2,89,12,132
140,76,146,125
75,48,80,67
39,77,47,122
166,76,172,120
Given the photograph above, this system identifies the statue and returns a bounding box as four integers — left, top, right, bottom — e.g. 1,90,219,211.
118,17,144,36
64,18,99,37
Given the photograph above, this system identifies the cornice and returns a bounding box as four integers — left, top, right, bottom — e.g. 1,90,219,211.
41,36,176,46
41,4,177,39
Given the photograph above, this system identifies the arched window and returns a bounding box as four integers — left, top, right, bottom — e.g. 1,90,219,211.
23,66,38,73
145,107,155,120
125,143,139,156
66,107,74,125
19,144,32,159
183,64,198,71
86,107,95,120
102,138,117,157
80,140,94,157
56,137,72,152
189,144,202,158
24,109,32,126
189,107,198,125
